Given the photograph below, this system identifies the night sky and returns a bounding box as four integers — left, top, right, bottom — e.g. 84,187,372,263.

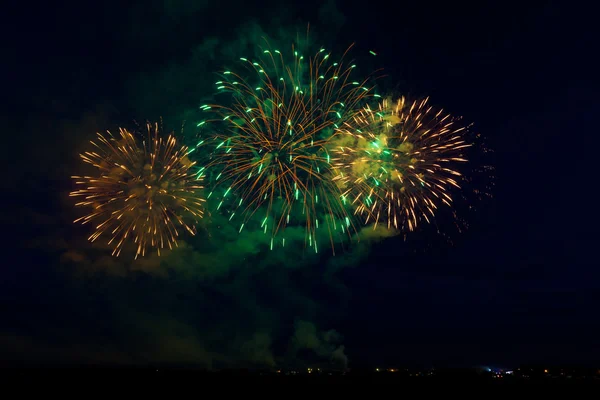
3,0,598,368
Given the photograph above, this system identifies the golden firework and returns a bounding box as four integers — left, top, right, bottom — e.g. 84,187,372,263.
332,96,472,232
70,122,205,259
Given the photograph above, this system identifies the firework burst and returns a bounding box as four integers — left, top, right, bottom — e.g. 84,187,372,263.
199,42,380,253
332,96,474,233
70,122,206,259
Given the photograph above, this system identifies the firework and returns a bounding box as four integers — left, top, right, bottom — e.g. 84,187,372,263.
332,96,473,233
199,42,380,253
70,122,206,259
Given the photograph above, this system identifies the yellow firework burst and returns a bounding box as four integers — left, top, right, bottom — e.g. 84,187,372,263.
70,122,205,259
332,96,472,232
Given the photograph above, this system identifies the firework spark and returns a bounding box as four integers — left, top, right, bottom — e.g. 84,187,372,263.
200,42,379,253
332,96,473,233
70,122,206,259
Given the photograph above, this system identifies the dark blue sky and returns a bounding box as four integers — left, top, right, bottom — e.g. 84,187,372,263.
3,0,598,368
